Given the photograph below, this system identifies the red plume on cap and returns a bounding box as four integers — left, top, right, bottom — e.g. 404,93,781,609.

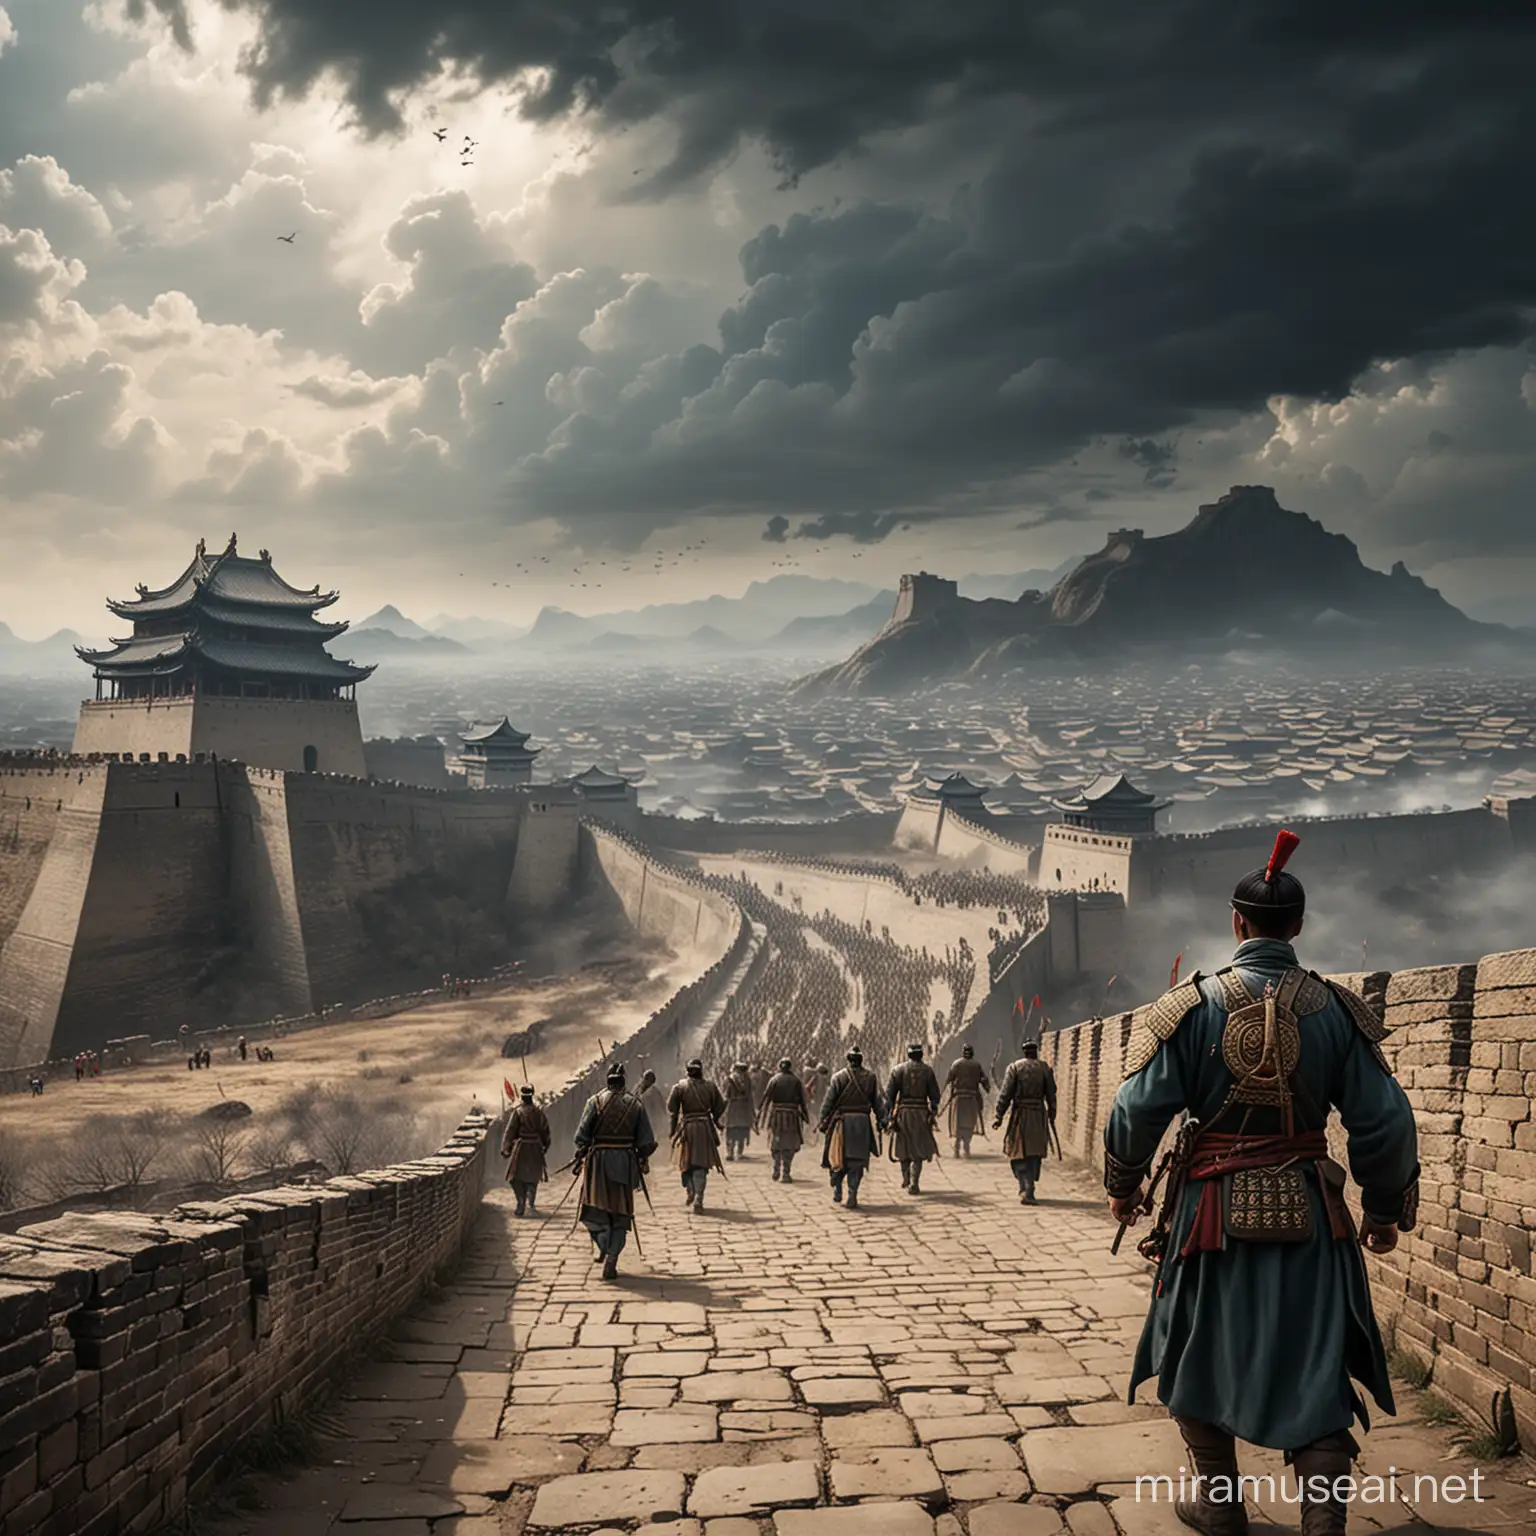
1264,829,1300,883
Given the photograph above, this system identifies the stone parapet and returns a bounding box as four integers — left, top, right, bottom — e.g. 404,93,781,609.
1042,947,1536,1452
0,1109,494,1534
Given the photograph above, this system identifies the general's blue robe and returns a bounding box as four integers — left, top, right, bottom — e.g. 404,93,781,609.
1104,938,1418,1449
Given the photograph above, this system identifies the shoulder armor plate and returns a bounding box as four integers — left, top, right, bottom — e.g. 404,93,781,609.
1327,979,1392,1071
1124,972,1204,1077
1293,970,1332,1016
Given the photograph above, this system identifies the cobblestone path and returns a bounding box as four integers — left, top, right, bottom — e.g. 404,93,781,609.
210,1149,1531,1536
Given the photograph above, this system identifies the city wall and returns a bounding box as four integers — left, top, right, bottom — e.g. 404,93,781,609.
0,759,530,1068
541,822,756,1149
0,1109,496,1535
642,810,903,858
1042,945,1536,1452
935,810,1037,875
1042,806,1517,902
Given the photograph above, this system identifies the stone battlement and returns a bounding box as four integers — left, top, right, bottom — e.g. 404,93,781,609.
0,1109,495,1534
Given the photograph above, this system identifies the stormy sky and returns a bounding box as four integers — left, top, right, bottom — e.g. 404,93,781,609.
1,1,1534,636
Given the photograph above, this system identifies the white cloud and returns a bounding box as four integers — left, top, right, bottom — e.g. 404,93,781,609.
0,9,16,60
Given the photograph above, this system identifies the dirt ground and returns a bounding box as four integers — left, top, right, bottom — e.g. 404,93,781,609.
0,956,684,1147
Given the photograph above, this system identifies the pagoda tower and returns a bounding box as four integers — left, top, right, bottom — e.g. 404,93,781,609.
458,717,540,787
72,534,373,775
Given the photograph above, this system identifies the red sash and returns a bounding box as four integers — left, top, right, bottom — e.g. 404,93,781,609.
1179,1129,1351,1256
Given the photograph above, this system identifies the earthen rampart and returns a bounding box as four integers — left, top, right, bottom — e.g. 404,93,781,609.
1042,945,1536,1450
0,1109,495,1534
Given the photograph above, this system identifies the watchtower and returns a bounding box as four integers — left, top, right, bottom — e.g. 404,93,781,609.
72,534,372,776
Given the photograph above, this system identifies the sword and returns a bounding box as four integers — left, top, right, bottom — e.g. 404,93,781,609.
1049,1119,1063,1160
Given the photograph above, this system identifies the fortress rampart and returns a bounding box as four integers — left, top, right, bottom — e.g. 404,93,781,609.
0,1108,495,1534
1042,804,1519,902
1042,945,1536,1451
0,758,531,1069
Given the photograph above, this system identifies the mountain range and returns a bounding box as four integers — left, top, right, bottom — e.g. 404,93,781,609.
348,568,1077,659
794,486,1515,696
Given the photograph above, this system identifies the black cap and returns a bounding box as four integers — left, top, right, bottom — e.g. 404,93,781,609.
1022,1040,1039,1057
908,1043,924,1058
962,1045,974,1057
1232,829,1305,927
847,1047,863,1064
519,1084,534,1098
606,1062,626,1086
686,1059,703,1076
779,1058,793,1072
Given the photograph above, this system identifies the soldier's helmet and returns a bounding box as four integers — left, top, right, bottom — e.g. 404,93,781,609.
686,1058,704,1078
519,1084,534,1100
907,1042,924,1060
1232,829,1305,931
961,1045,974,1058
734,1061,749,1073
606,1062,626,1086
846,1047,863,1066
779,1057,793,1072
1022,1040,1039,1058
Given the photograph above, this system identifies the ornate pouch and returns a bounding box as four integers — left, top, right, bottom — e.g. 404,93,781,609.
1222,1166,1314,1242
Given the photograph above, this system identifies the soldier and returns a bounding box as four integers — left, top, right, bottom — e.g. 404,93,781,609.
723,1061,755,1160
994,1039,1057,1203
571,1062,657,1281
757,1058,810,1181
500,1083,551,1217
668,1058,726,1212
1104,832,1419,1536
638,1067,668,1129
803,1061,828,1106
886,1042,941,1194
944,1044,991,1157
749,1060,770,1108
818,1047,886,1209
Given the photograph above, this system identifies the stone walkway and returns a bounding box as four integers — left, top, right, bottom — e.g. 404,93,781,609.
208,1148,1532,1536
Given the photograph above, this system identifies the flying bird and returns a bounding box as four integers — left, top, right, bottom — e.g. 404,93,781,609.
277,232,296,243
433,128,448,142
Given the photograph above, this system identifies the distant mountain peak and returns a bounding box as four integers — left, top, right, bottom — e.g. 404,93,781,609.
794,486,1507,696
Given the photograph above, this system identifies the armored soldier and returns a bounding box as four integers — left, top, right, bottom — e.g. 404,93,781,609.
944,1044,991,1157
886,1042,941,1193
757,1058,810,1181
572,1062,658,1281
749,1061,770,1107
994,1040,1056,1203
500,1084,551,1217
1104,832,1419,1536
668,1058,726,1212
723,1061,755,1160
803,1061,829,1106
819,1047,886,1209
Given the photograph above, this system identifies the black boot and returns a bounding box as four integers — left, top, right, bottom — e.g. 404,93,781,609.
601,1253,619,1281
1174,1418,1249,1536
1290,1432,1357,1536
909,1165,922,1194
900,1161,911,1190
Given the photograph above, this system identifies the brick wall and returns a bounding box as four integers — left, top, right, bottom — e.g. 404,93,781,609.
1042,946,1536,1450
0,1109,495,1535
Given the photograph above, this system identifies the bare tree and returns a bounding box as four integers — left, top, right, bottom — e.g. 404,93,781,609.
244,1126,294,1178
189,1119,248,1185
76,1111,175,1201
307,1088,371,1175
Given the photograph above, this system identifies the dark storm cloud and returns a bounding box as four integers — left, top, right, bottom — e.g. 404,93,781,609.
791,512,916,544
124,2,1536,557
139,3,1536,191
762,515,789,543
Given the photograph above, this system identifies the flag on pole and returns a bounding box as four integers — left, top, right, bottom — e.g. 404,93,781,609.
504,1077,516,1103
1170,951,1185,988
